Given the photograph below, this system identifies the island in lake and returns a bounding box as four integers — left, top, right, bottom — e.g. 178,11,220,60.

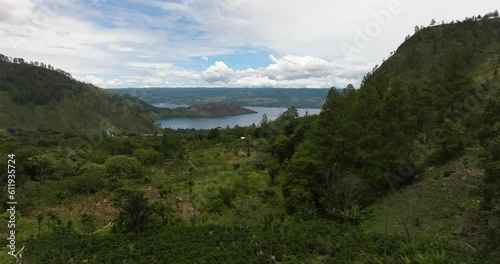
157,102,257,118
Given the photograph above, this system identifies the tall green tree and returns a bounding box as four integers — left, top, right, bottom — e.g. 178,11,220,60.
80,213,97,247
160,128,184,159
476,89,500,250
115,191,153,239
37,213,44,236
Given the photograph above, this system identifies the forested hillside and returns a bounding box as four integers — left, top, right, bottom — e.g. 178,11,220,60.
284,16,500,211
283,15,500,255
0,58,159,134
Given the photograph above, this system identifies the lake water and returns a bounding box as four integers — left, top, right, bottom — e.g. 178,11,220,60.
153,103,190,108
157,106,322,130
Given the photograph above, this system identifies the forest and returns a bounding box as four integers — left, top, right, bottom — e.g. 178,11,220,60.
0,105,497,263
110,87,330,109
1,13,500,264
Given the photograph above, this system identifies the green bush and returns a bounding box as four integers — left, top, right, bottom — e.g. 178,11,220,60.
105,155,144,178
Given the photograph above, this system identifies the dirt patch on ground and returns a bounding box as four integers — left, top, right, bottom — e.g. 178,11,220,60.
178,202,196,216
137,185,160,200
467,168,483,178
28,198,117,221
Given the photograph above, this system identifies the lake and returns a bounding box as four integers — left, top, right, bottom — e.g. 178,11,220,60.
156,106,322,130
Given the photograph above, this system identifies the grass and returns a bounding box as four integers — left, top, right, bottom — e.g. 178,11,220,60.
363,147,484,240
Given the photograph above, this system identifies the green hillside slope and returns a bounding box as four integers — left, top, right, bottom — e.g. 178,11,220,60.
0,60,160,134
375,17,500,86
282,16,500,256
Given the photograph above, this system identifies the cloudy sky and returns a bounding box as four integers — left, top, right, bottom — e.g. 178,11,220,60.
0,0,498,88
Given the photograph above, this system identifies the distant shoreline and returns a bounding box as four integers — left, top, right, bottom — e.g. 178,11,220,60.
109,87,330,109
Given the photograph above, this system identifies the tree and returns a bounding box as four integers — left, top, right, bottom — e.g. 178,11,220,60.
0,54,9,62
37,213,44,236
79,162,107,176
153,200,174,225
70,173,105,195
69,162,107,195
474,90,500,250
133,148,160,166
260,114,269,126
434,120,467,161
231,194,267,231
105,155,144,178
265,159,280,186
115,191,153,238
26,154,58,181
378,82,417,173
282,157,318,215
186,175,195,202
430,19,436,26
157,184,171,199
272,135,293,165
206,128,220,140
160,128,184,159
279,106,299,121
52,158,77,181
80,213,97,247
55,190,66,204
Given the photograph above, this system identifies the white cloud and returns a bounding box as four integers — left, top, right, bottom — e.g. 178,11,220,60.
0,0,382,88
261,55,338,80
76,75,105,86
167,70,201,80
170,0,499,62
91,0,106,6
1,0,498,89
143,78,164,87
202,61,234,83
75,75,125,88
125,62,173,70
148,0,191,13
135,55,154,59
0,0,35,22
125,61,201,81
74,54,375,88
110,44,135,52
231,55,372,88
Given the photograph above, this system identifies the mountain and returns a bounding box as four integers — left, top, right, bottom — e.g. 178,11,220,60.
0,59,256,134
0,59,161,134
373,17,500,86
283,16,500,244
110,87,329,108
110,93,256,120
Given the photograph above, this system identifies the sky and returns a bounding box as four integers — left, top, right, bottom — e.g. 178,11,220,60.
0,0,498,88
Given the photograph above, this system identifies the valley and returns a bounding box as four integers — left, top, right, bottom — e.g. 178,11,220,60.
0,10,500,264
